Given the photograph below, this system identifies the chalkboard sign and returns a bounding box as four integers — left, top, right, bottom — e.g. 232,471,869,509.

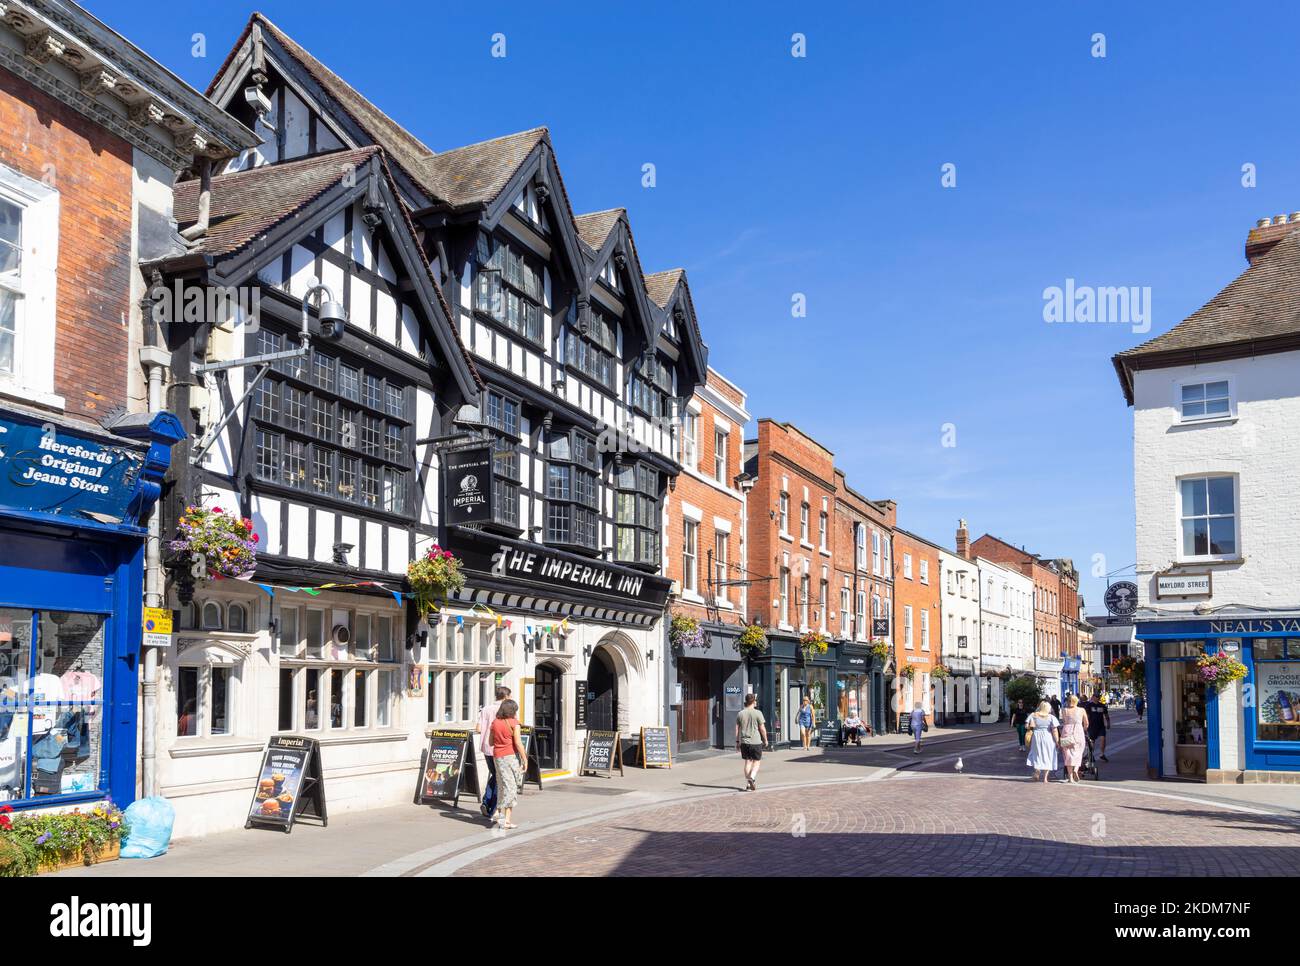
579,730,623,777
817,721,842,747
246,735,327,834
639,726,673,768
518,725,543,790
416,729,480,808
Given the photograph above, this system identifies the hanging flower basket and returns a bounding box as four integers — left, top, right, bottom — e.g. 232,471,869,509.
0,801,127,877
899,662,916,682
167,505,258,591
868,638,892,663
735,623,769,658
800,631,829,660
1109,654,1147,695
407,543,466,618
931,663,952,680
670,613,707,650
1196,653,1247,692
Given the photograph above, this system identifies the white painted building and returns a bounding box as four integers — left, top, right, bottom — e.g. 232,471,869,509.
1114,212,1300,782
976,556,1034,674
936,538,981,723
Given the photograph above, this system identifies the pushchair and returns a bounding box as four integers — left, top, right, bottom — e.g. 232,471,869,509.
1079,736,1102,780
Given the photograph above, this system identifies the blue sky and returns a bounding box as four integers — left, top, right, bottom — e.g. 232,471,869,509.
86,0,1300,614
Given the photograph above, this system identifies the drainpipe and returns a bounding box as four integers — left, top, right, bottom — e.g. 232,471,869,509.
180,158,212,245
139,341,172,799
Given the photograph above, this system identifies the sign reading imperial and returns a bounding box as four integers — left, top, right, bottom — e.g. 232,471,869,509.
443,446,492,526
491,544,646,597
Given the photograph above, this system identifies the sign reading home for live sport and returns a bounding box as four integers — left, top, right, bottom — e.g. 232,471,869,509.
443,445,493,526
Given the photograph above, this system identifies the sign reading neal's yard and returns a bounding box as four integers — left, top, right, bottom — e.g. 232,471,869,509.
443,446,492,526
1104,581,1139,617
0,413,143,523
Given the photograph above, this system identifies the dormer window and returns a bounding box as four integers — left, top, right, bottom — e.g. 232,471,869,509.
630,355,674,419
475,232,543,343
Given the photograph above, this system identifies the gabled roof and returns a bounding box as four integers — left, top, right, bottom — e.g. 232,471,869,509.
208,13,434,188
1113,227,1300,403
574,208,624,251
173,147,378,258
643,268,708,381
166,147,480,398
643,269,683,309
419,128,550,211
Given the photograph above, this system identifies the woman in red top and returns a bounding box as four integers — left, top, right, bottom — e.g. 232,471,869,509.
489,699,527,829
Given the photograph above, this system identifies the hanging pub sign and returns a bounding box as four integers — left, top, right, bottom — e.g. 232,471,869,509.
574,679,588,730
416,729,480,808
639,726,673,768
246,735,327,833
0,412,144,524
872,618,890,637
443,445,493,526
579,730,623,777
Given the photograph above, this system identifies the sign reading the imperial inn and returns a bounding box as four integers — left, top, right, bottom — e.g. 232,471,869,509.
443,446,493,526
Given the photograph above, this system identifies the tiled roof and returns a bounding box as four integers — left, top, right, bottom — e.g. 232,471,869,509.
643,268,683,309
1116,228,1300,359
212,14,435,186
174,147,379,257
416,127,549,210
574,208,624,251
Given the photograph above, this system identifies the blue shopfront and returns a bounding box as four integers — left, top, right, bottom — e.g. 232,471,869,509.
1060,655,1081,698
0,404,180,810
1138,616,1300,783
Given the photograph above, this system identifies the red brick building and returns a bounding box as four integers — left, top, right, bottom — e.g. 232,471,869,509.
664,366,751,750
743,419,839,743
892,528,942,727
833,469,894,734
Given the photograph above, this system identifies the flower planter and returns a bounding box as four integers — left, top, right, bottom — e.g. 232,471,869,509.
36,840,120,875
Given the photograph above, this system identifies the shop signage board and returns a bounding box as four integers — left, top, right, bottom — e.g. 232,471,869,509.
516,725,544,790
416,729,480,808
142,607,172,648
574,679,588,730
0,413,144,523
579,730,623,777
724,684,744,712
1155,572,1212,599
442,446,493,526
246,735,327,833
818,721,842,747
639,726,673,768
1104,581,1139,617
872,618,890,637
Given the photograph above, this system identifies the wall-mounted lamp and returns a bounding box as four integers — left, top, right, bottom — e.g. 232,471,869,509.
268,615,279,635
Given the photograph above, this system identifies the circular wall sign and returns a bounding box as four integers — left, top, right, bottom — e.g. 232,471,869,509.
1104,581,1139,616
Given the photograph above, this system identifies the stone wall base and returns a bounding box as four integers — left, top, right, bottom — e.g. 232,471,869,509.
1206,768,1300,785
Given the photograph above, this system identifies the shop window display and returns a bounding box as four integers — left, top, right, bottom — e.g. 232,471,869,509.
1253,639,1300,742
0,609,106,802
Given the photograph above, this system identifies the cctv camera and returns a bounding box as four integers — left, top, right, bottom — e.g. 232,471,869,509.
318,299,348,341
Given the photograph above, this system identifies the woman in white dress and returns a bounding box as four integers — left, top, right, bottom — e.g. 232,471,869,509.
1024,700,1060,782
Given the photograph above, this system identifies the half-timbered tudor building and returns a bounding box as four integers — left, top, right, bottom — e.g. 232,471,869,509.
154,12,709,818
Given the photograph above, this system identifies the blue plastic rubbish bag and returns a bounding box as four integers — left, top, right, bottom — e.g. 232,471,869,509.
119,796,175,859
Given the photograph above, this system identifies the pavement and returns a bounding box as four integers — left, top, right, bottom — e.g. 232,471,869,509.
53,712,1300,877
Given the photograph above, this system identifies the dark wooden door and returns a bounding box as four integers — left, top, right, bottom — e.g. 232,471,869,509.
587,648,618,733
534,663,562,770
678,659,711,745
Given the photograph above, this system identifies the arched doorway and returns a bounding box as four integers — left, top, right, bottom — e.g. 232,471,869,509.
587,646,619,733
534,662,563,770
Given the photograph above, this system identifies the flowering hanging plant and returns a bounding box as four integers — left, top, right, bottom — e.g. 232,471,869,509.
931,663,952,680
868,638,892,663
1109,654,1147,696
1196,653,1248,692
0,800,127,877
407,542,466,616
899,662,916,682
735,623,769,657
168,505,258,580
670,613,707,650
800,630,829,659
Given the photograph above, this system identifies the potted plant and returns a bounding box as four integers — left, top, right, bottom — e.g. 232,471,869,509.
0,801,127,877
734,623,769,658
407,542,467,618
670,613,707,650
167,505,259,602
1196,653,1247,692
800,630,829,661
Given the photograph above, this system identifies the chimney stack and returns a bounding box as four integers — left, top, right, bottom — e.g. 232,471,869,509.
956,518,969,559
1245,211,1300,264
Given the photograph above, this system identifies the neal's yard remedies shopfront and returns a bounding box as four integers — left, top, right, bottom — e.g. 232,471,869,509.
0,405,180,808
1138,616,1300,783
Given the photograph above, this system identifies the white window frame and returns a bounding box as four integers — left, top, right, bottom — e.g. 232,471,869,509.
0,164,60,407
682,518,698,593
713,427,727,483
1176,472,1239,562
714,530,729,604
800,502,810,543
872,530,881,575
919,559,929,584
680,410,699,468
903,553,913,580
1175,374,1235,424
920,609,930,651
904,605,913,650
799,572,810,632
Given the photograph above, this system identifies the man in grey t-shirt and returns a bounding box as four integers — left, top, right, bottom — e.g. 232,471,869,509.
734,693,769,791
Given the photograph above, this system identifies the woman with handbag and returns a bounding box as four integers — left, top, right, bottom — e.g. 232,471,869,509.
1024,700,1060,782
1059,694,1089,783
